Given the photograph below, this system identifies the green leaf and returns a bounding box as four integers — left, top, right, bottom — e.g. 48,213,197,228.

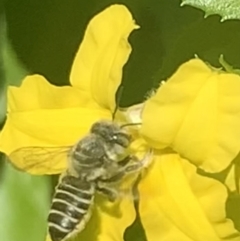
0,20,50,241
2,21,28,86
0,16,28,123
181,0,240,21
0,161,51,241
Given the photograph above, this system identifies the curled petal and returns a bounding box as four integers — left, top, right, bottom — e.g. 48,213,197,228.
141,59,240,172
225,166,236,192
123,103,144,125
225,152,240,192
138,154,240,241
70,4,138,111
0,108,111,174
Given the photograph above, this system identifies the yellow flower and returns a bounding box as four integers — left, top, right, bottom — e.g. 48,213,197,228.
141,59,240,173
1,4,240,241
139,153,240,241
137,59,240,239
0,4,138,174
127,59,240,240
0,4,138,241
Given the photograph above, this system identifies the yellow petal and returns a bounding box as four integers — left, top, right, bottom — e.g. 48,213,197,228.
138,154,240,241
0,108,111,174
45,195,135,241
225,166,237,192
141,59,240,172
123,103,144,125
79,196,135,241
70,4,138,111
45,235,51,241
225,153,240,192
8,75,99,112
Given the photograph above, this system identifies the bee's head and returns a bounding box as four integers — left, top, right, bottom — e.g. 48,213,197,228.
90,121,131,148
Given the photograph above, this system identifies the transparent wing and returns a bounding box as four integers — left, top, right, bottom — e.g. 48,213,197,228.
8,146,72,175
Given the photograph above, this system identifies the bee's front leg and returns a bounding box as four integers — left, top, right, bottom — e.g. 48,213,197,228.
99,149,153,183
123,149,153,173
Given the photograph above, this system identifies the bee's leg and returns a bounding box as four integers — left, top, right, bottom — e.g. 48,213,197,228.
96,182,118,202
124,149,153,172
100,149,153,183
117,155,132,166
99,172,125,183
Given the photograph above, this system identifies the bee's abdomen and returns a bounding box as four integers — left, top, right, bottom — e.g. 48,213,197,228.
48,176,95,241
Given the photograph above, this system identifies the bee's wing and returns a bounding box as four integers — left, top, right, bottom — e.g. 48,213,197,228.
8,146,72,175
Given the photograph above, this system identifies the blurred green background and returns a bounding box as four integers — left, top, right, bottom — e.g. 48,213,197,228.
0,1,240,241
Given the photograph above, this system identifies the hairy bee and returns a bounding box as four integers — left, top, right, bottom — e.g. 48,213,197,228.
9,120,152,241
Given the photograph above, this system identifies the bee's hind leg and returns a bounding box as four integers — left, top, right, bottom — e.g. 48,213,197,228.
96,182,118,202
96,150,153,202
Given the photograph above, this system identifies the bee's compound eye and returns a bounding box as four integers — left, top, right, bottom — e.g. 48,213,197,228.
112,132,131,148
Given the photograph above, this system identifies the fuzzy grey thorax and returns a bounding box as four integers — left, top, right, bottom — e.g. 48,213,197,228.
69,121,132,177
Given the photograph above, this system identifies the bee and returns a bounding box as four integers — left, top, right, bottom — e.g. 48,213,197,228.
9,120,152,241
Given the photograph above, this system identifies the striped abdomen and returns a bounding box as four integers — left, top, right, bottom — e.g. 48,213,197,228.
48,175,95,241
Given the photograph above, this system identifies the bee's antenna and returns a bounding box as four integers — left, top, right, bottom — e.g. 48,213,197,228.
112,85,124,121
120,122,142,129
